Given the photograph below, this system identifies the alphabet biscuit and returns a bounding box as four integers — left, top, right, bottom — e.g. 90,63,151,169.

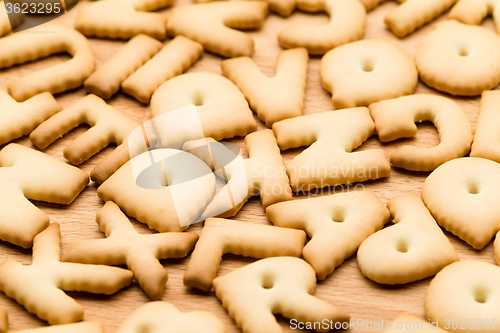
0,144,89,248
357,194,459,285
0,223,133,325
321,39,418,108
64,202,198,300
184,129,292,219
116,302,224,333
266,191,390,280
122,36,204,104
84,34,163,99
167,1,268,58
13,322,104,333
369,94,473,171
422,157,500,249
221,48,308,127
184,218,306,291
470,91,500,163
30,94,142,184
75,0,170,40
0,90,62,146
415,20,500,96
151,73,257,147
97,148,216,232
194,0,295,16
449,0,500,34
272,108,391,192
278,0,366,55
213,257,350,333
425,261,500,333
0,25,95,102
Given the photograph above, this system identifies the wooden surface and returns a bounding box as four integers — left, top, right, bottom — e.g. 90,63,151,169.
0,1,496,332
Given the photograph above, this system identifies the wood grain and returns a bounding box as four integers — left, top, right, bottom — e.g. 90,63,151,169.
0,1,496,332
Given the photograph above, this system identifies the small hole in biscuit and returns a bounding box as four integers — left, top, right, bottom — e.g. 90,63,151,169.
396,239,408,253
468,182,480,195
192,93,204,106
332,209,345,223
261,274,275,289
362,61,374,72
458,47,469,57
474,286,488,303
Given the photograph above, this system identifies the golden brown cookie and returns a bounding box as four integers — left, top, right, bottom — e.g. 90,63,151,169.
63,202,198,300
266,191,389,280
151,73,257,147
12,322,104,333
278,0,366,55
272,108,391,192
425,261,500,333
221,48,308,127
84,34,163,99
0,223,133,325
184,130,292,219
184,218,306,291
415,20,500,96
449,0,500,33
358,194,459,284
167,1,268,58
122,36,203,104
422,157,500,249
0,144,89,248
0,25,94,102
470,91,500,163
369,94,473,171
30,94,141,184
0,90,62,146
97,148,216,232
213,257,350,333
75,0,170,40
321,39,418,108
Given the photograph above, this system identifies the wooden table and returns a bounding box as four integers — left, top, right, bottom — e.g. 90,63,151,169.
0,1,496,332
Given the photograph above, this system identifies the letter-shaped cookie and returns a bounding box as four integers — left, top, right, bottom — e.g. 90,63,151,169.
63,202,198,300
184,130,292,219
382,314,449,333
116,302,224,333
122,36,204,103
75,0,170,40
84,34,163,99
0,144,89,248
0,223,133,325
0,90,62,146
415,20,500,96
30,94,141,184
272,108,391,192
422,157,500,249
184,218,306,291
369,94,473,171
0,25,94,102
449,0,500,34
167,1,268,58
361,0,457,37
97,148,216,232
470,91,500,163
358,194,459,285
13,322,104,333
321,39,418,108
151,73,257,147
213,257,350,333
278,0,366,55
425,261,500,332
266,191,389,279
221,48,308,126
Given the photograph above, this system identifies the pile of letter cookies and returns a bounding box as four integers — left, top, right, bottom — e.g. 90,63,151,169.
1,0,500,332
